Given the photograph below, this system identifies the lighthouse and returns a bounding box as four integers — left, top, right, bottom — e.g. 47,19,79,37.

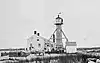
54,14,63,49
49,13,69,51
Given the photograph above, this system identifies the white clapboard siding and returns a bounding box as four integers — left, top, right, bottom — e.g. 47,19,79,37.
66,42,77,53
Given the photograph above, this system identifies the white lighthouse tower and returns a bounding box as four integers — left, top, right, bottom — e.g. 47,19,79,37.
55,14,63,49
49,13,68,50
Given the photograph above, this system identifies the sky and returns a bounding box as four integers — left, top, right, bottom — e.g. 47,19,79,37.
0,0,100,48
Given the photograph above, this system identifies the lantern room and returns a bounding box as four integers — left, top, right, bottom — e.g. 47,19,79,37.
55,15,63,25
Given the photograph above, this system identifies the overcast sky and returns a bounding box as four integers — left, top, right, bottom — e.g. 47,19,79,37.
0,0,100,48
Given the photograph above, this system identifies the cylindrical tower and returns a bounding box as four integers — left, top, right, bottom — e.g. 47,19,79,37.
55,14,63,49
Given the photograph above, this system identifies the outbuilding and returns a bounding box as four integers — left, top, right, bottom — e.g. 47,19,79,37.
65,42,77,53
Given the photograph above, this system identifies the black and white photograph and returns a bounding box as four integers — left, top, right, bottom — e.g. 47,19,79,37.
0,0,100,63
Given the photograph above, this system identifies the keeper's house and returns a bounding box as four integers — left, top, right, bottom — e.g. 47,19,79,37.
27,31,53,52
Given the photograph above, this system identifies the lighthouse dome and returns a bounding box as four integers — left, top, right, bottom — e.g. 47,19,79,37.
55,15,63,25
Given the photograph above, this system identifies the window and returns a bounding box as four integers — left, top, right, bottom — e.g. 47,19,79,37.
37,39,39,41
44,48,46,50
47,45,49,47
38,43,41,47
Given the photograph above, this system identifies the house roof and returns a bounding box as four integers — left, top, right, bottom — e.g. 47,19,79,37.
66,42,77,46
27,34,52,43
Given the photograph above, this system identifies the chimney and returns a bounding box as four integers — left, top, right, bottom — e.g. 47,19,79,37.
34,31,37,34
37,33,40,36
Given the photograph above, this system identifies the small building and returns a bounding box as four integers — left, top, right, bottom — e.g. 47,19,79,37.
27,31,52,52
65,42,77,53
